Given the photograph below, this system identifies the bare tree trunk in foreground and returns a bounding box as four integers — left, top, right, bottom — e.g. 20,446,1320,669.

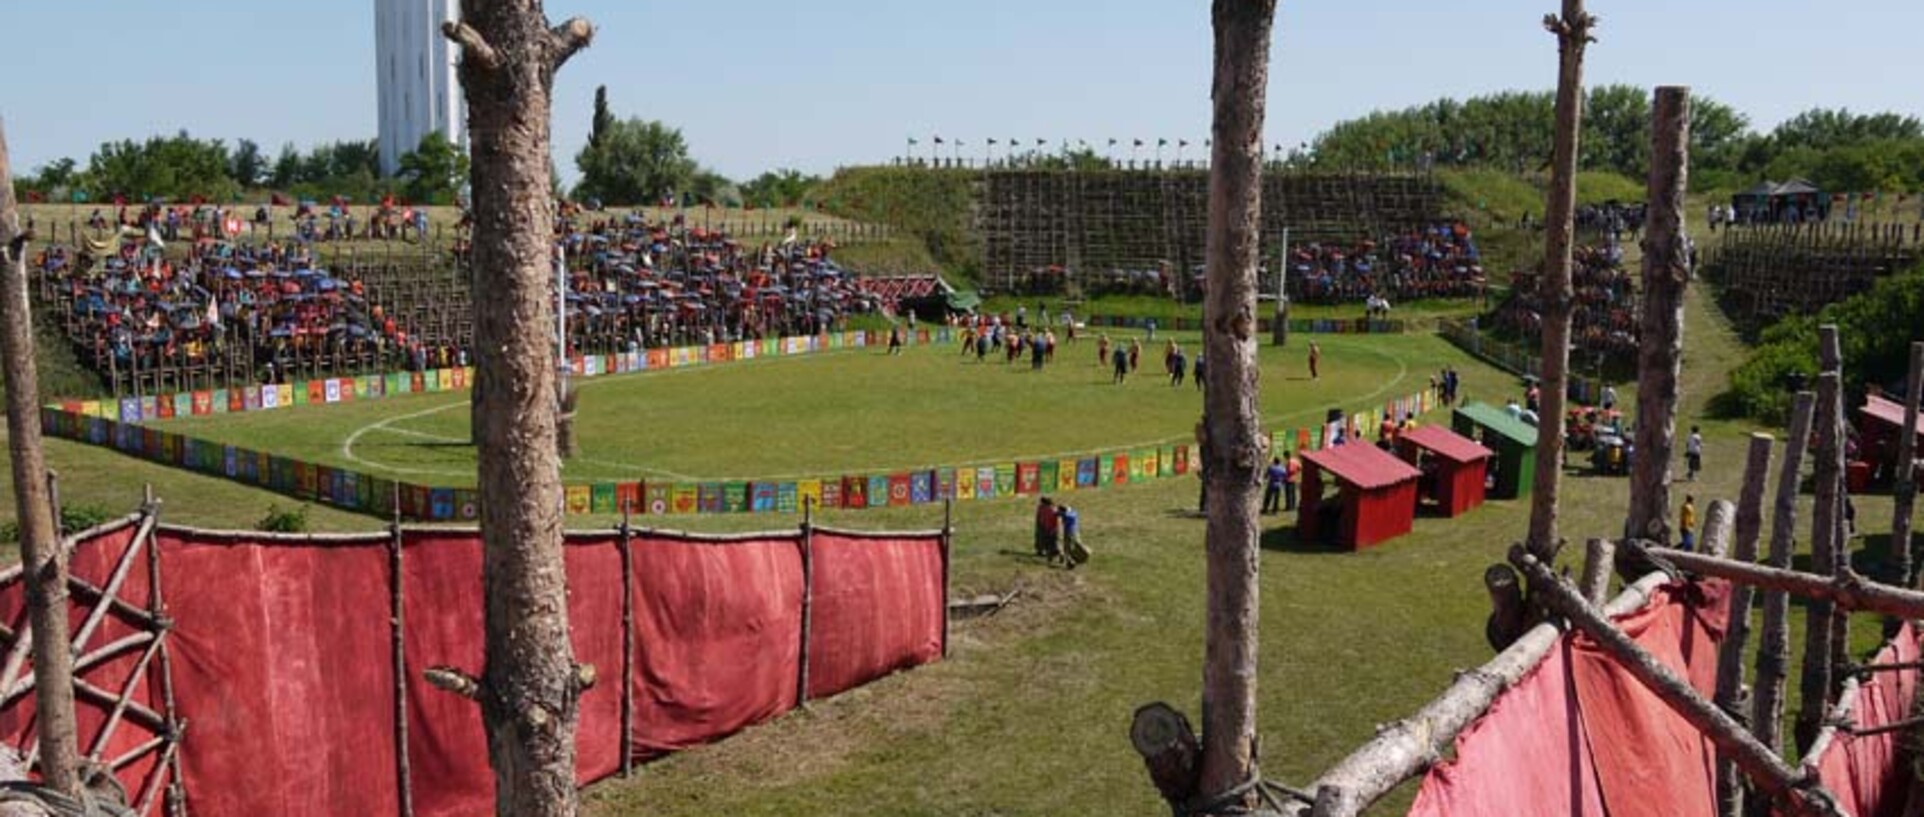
0,118,83,797
1624,87,1691,555
1796,331,1843,752
1526,0,1597,559
438,5,595,815
1715,434,1773,817
1196,2,1278,811
1892,342,1921,591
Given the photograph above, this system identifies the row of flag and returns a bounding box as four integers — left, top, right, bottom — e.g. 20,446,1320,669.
42,382,1439,522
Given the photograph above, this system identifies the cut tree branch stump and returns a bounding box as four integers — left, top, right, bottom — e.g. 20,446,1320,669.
439,21,500,71
425,667,481,701
1132,702,1202,811
1483,563,1527,652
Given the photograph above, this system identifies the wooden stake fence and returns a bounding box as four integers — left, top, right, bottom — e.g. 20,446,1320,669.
1754,392,1815,758
1715,433,1773,817
388,487,413,817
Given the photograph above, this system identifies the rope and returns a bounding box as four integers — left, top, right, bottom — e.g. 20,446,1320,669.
0,781,135,817
1176,769,1314,817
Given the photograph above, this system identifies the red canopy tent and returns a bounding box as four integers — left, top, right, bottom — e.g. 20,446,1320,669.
1858,394,1924,488
1395,425,1495,518
1299,443,1421,550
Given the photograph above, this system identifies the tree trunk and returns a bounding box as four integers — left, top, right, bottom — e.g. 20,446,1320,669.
1893,342,1921,591
0,119,83,797
1198,1,1277,809
1818,330,1851,705
1624,87,1691,556
1750,391,1812,772
1715,433,1773,817
444,6,595,815
1526,0,1596,558
1797,351,1844,751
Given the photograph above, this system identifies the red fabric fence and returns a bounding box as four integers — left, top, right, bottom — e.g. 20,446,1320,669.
1410,582,1917,817
0,521,947,817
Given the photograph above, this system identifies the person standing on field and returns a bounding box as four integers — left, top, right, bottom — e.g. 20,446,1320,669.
1112,345,1129,384
1685,425,1703,481
1262,457,1286,514
1034,496,1059,559
1308,341,1322,381
1679,495,1698,551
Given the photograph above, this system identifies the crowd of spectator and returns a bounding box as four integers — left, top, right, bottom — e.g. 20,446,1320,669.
1490,242,1639,365
33,201,921,393
1288,223,1484,304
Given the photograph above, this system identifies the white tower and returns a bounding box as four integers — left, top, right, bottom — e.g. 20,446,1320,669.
375,0,465,176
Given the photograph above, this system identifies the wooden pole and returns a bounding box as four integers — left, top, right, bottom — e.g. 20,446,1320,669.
1798,331,1847,750
1624,87,1692,561
1579,538,1615,604
389,490,413,817
1295,568,1674,817
797,498,815,707
1509,547,1849,817
142,487,185,816
1193,3,1279,810
941,498,953,659
1634,543,1924,620
1524,0,1596,557
1797,676,1859,778
1715,433,1773,817
0,117,83,797
1895,342,1923,590
1753,392,1814,758
1818,330,1851,707
618,501,634,778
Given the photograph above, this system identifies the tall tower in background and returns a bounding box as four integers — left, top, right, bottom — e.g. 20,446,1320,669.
375,0,464,176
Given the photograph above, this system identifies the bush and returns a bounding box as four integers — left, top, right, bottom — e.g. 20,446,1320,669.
0,503,114,543
255,504,310,533
1718,259,1924,423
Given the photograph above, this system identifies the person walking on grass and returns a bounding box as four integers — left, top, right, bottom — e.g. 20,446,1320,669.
1129,338,1142,373
1112,345,1129,384
1170,347,1187,387
1262,457,1286,514
1685,425,1703,481
1030,330,1046,370
1193,353,1206,391
1679,495,1698,551
1308,341,1322,381
1097,333,1111,368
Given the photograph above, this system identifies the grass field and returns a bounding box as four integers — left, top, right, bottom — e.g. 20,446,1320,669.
1,205,1905,815
151,331,1499,487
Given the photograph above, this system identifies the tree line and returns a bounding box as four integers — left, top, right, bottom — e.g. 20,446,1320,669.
568,85,821,209
14,130,470,206
1305,86,1924,194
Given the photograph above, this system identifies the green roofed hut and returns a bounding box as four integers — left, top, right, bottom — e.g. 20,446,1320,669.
1452,402,1539,500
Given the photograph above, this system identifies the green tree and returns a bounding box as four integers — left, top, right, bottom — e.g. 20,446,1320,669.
572,117,695,204
270,142,301,189
1770,108,1924,153
589,85,614,149
739,168,820,207
397,132,470,204
230,138,266,188
83,131,238,201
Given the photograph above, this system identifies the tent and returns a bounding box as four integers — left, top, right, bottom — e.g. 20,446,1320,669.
1452,402,1539,500
1857,394,1924,489
1397,425,1495,518
1729,179,1828,223
1298,443,1421,550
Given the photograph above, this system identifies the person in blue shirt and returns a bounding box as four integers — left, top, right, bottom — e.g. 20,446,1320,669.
1262,457,1287,514
1057,505,1088,569
1193,353,1206,392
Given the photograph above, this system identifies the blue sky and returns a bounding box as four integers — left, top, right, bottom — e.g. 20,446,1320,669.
4,1,1920,184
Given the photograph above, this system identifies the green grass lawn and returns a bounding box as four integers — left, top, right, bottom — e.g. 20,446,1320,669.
150,332,1504,487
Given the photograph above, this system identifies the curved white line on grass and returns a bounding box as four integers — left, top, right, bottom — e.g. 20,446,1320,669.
578,338,1414,483
339,338,1414,485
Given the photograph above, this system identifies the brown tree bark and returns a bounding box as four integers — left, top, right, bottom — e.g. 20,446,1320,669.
1796,331,1844,752
1715,433,1772,817
1751,391,1812,769
1624,87,1691,554
442,6,595,815
1893,343,1921,590
1525,0,1596,558
1198,1,1277,809
0,119,83,796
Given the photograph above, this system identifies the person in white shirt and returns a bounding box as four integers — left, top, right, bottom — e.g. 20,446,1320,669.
1685,425,1704,481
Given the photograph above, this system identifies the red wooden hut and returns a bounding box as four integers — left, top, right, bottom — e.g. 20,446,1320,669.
1395,425,1495,518
1858,394,1924,489
1299,443,1421,550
